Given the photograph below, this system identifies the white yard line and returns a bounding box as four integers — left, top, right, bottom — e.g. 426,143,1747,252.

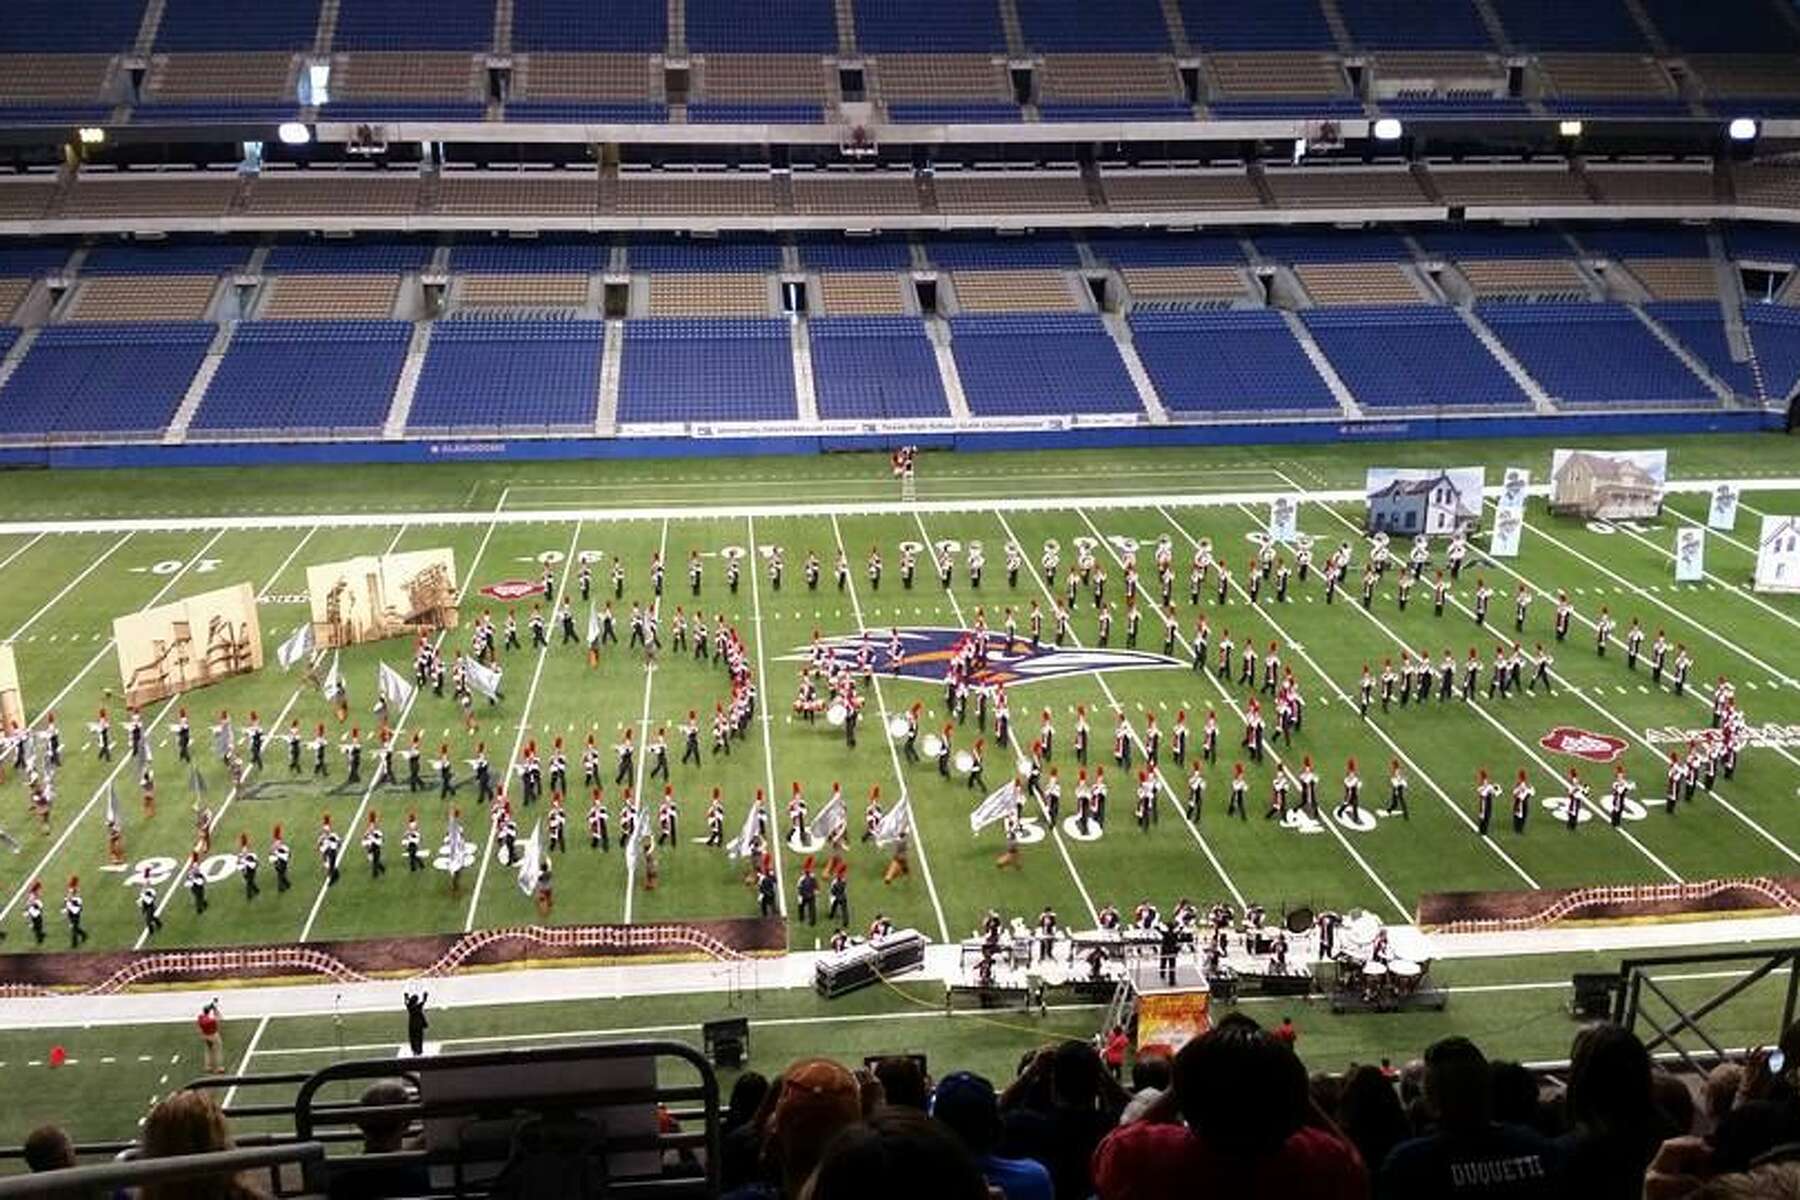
465,521,582,931
990,508,1247,912
744,516,789,920
0,528,234,922
1300,499,1685,881
219,1014,271,1111
621,520,667,923
1191,502,1539,890
828,512,951,943
7,476,1799,539
913,510,1098,925
4,532,132,642
254,526,318,601
0,531,46,578
297,510,509,943
1074,509,1411,921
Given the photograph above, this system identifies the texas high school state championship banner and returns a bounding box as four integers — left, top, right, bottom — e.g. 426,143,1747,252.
1135,988,1213,1055
1548,448,1667,520
307,548,460,649
1755,515,1800,594
114,581,263,707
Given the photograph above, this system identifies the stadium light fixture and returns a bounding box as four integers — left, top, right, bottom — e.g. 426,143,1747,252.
1558,119,1583,138
1372,117,1403,141
278,122,313,146
77,127,105,145
1728,117,1759,142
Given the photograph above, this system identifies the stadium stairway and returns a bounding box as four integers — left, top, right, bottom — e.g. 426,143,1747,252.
1278,309,1362,417
0,327,39,397
1456,307,1557,413
1629,304,1738,405
164,320,236,444
381,323,433,440
791,317,821,423
926,316,974,420
598,318,624,433
1101,310,1170,424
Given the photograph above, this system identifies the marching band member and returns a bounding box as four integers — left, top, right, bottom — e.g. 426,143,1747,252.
271,825,291,892
1226,763,1247,820
403,812,424,870
1565,770,1588,831
318,815,341,885
1386,759,1408,819
1336,758,1361,822
589,788,610,851
362,813,386,877
1473,769,1497,836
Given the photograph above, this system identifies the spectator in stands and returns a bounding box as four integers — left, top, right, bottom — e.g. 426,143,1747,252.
722,1057,862,1200
721,1071,771,1189
139,1089,267,1200
807,1106,990,1200
22,1124,76,1173
1119,1053,1171,1123
1000,1040,1128,1200
1488,1061,1549,1135
1558,1023,1674,1200
1090,1016,1368,1200
931,1070,1054,1200
1274,1016,1299,1046
1653,1069,1697,1137
1378,1036,1562,1199
1336,1065,1409,1179
1704,1063,1745,1133
872,1056,930,1111
1103,1027,1130,1080
329,1080,428,1200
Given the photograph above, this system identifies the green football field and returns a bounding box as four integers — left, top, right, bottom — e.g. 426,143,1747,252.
0,432,1796,960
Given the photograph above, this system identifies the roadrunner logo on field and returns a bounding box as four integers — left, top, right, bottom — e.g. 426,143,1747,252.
789,628,1182,687
1538,725,1629,764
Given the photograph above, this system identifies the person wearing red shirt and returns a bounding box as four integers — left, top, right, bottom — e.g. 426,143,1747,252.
196,1001,224,1075
1273,1016,1299,1046
1103,1026,1130,1080
1090,1017,1367,1200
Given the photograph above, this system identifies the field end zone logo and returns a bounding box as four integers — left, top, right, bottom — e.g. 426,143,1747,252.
1538,726,1628,764
791,628,1182,687
480,579,545,602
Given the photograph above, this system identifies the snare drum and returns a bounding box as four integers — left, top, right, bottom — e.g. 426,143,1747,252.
922,734,945,759
826,701,847,727
954,750,976,774
887,715,910,739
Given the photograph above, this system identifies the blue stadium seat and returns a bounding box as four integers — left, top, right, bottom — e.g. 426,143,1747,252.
950,313,1141,417
1129,309,1338,416
409,319,604,432
685,0,837,52
624,238,784,273
0,245,76,277
1014,0,1172,52
1039,101,1193,121
1745,304,1800,400
1177,0,1333,50
1478,302,1716,406
1570,225,1712,260
687,102,825,124
0,0,147,53
1335,0,1494,49
154,0,320,51
448,237,611,274
264,240,436,274
81,241,251,275
0,322,213,438
1252,230,1411,263
320,101,489,121
1542,98,1690,118
1728,225,1800,264
885,102,1022,123
796,236,916,271
1303,305,1529,410
132,102,303,123
1206,99,1367,118
1487,0,1648,50
618,318,799,424
0,105,120,125
854,0,1008,53
1414,227,1572,260
810,317,951,420
504,101,668,122
1645,302,1758,399
1638,0,1800,52
191,320,408,433
926,237,1081,270
1378,97,1529,118
511,0,667,52
332,0,495,50
1086,234,1246,267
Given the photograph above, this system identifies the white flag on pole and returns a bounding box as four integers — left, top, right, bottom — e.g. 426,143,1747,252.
464,657,502,702
587,603,601,645
320,651,344,702
969,780,1019,833
105,780,119,828
727,797,763,860
624,802,645,873
874,797,912,847
810,789,846,840
376,662,417,713
515,822,542,896
446,816,466,870
277,623,314,670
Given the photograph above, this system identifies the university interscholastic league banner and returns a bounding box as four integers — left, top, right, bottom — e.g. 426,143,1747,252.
1135,988,1213,1054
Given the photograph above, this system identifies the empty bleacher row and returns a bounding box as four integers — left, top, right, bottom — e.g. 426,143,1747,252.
0,159,1792,229
2,0,1799,126
1,222,1795,442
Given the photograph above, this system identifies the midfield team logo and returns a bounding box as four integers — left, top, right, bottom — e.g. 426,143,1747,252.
795,628,1182,687
1538,725,1628,764
479,579,545,601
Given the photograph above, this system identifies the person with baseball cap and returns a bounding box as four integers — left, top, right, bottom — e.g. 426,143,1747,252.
723,1057,862,1200
933,1071,1053,1200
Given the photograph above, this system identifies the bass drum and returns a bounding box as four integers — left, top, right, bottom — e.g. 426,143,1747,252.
1285,906,1315,935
